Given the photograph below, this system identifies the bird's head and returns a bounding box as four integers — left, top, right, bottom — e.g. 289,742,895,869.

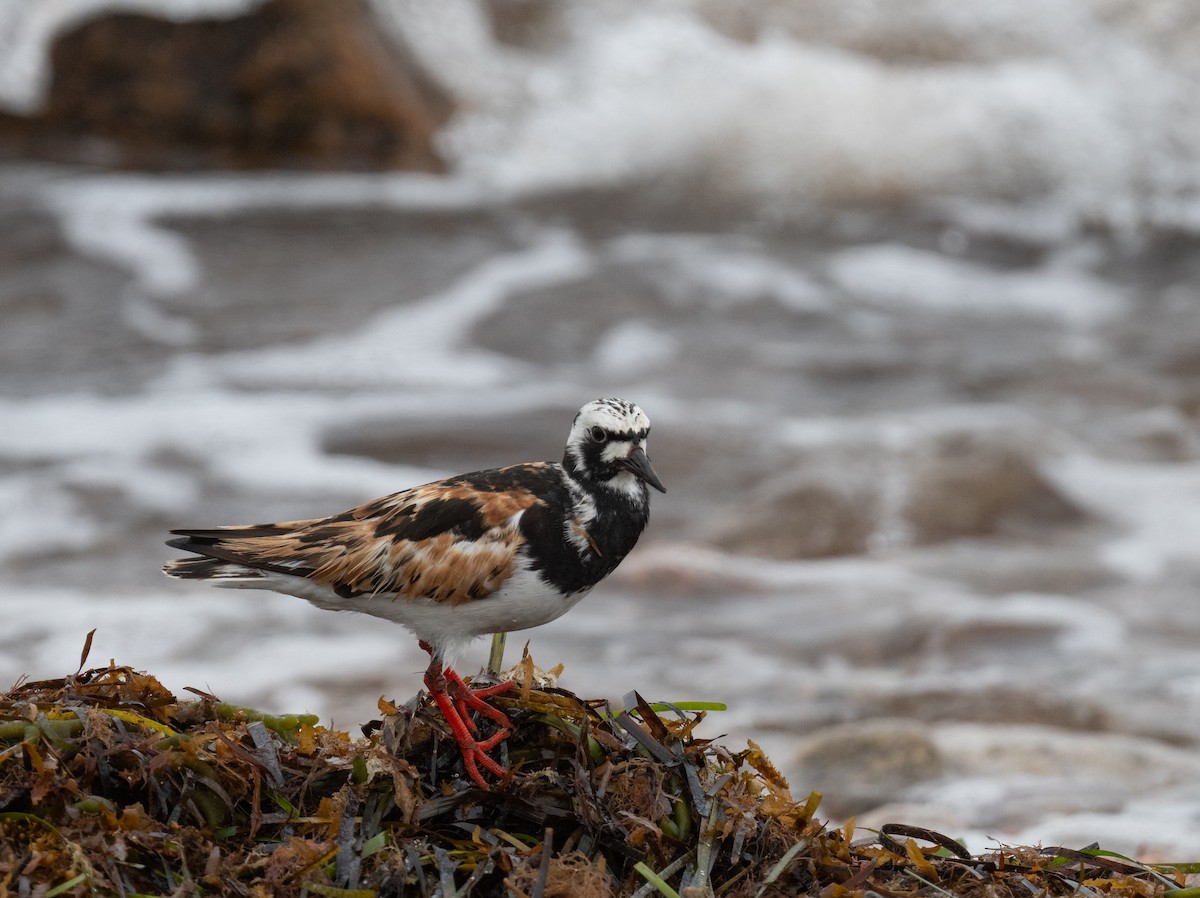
564,398,666,498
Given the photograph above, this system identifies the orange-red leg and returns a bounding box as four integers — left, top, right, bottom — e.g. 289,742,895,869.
419,642,514,788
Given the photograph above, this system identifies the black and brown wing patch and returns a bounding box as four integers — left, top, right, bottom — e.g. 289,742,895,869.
165,464,558,604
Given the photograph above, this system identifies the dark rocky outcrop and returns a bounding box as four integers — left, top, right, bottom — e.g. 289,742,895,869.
0,0,450,170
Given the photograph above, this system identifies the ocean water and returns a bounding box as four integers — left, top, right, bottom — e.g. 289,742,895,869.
4,0,1200,857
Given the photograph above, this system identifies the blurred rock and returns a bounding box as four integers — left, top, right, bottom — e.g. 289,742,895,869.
858,686,1110,732
858,723,1200,845
0,0,449,170
483,0,568,51
910,542,1117,597
712,471,880,560
903,432,1085,543
323,405,565,474
934,722,1200,783
1105,406,1200,462
792,719,944,818
710,427,1085,559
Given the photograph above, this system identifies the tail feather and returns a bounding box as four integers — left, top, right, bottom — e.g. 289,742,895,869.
169,524,300,542
164,526,319,581
162,557,264,581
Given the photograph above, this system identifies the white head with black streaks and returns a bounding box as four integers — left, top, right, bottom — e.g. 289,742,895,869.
563,398,666,499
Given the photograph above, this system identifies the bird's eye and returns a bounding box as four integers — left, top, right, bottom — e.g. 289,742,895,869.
589,426,606,442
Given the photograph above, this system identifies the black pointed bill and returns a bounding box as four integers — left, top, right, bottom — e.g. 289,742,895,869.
621,446,666,493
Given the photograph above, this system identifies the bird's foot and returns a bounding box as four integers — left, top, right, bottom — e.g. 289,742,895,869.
421,647,516,788
445,667,514,735
427,684,510,788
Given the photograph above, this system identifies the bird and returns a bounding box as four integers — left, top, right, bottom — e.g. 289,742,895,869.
163,398,665,788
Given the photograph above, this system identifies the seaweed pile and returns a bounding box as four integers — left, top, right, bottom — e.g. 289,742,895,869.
0,653,1193,897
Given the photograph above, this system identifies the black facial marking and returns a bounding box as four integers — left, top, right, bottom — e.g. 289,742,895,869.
564,429,651,489
606,427,648,442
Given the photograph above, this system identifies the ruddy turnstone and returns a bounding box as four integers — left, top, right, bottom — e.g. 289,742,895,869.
163,398,665,788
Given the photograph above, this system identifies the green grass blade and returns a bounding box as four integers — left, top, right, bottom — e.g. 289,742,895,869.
46,873,89,897
487,632,507,675
634,860,682,898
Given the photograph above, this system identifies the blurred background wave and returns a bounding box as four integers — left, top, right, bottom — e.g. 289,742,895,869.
3,0,1200,856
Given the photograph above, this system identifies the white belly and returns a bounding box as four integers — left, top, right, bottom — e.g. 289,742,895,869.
218,563,592,659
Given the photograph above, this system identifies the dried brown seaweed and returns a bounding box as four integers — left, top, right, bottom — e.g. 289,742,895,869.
0,659,1193,897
